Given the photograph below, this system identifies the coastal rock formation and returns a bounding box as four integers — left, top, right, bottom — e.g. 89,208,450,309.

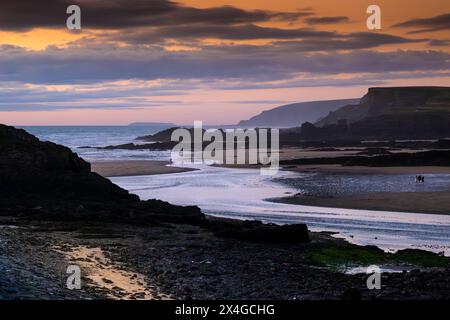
208,219,310,243
80,141,177,150
0,124,204,225
0,124,135,201
318,87,450,126
135,127,207,142
136,127,182,142
280,150,450,167
300,87,450,140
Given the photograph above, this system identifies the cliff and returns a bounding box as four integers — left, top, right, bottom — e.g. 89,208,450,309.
317,87,450,126
237,99,359,128
302,87,450,140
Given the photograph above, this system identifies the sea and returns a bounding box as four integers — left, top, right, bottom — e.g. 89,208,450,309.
22,125,450,256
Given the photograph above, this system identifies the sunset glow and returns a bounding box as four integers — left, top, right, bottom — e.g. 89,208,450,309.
0,0,449,125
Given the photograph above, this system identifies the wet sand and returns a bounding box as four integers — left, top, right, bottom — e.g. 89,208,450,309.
91,160,196,177
286,164,450,175
60,246,162,300
274,162,450,215
274,191,450,215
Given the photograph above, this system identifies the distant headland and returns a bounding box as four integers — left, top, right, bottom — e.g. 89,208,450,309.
128,122,176,127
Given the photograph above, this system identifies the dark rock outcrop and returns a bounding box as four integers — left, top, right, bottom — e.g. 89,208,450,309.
318,87,450,126
362,86,449,118
350,113,450,139
281,150,450,167
0,125,135,201
135,127,177,142
0,124,204,225
80,141,177,151
305,87,450,140
136,127,206,142
92,127,276,151
208,218,309,244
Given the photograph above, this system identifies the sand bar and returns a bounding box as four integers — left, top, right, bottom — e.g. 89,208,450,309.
91,160,196,177
274,191,450,215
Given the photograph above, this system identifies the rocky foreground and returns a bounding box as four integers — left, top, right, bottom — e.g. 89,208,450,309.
2,216,450,300
1,124,449,300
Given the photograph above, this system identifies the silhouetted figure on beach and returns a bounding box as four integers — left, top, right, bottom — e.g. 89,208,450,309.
415,175,425,183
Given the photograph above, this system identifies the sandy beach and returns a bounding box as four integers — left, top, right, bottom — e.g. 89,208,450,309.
273,191,450,215
274,164,450,215
91,160,196,177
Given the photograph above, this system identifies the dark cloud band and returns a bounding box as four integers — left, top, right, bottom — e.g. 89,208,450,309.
393,13,450,34
0,44,447,84
305,16,350,25
0,0,310,31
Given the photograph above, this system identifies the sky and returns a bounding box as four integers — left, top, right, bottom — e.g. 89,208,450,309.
0,0,449,125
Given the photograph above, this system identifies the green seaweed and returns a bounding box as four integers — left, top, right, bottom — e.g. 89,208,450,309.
307,245,449,270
